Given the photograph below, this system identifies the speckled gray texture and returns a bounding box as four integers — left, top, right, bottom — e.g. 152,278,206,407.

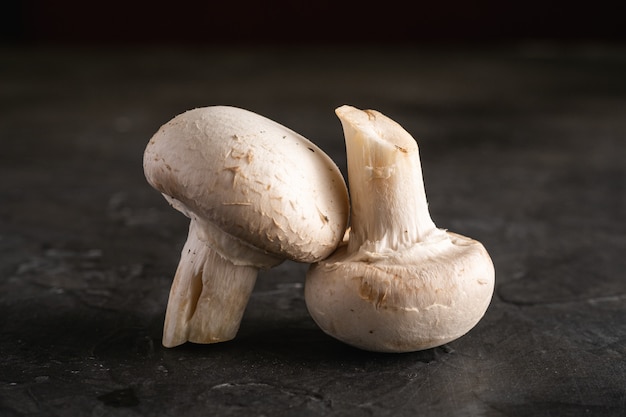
1,43,625,416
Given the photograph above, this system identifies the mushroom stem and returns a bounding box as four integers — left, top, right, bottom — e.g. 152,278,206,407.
337,105,438,255
163,220,257,348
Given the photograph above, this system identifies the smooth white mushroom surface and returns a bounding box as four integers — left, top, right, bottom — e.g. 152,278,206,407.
144,106,349,347
305,105,495,353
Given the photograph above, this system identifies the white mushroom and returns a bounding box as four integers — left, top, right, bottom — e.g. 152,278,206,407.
144,106,349,348
305,105,495,353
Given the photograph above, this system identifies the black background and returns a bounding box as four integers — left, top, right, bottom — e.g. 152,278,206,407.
3,1,626,45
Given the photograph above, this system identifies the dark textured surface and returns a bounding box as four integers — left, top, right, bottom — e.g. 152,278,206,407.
1,43,625,416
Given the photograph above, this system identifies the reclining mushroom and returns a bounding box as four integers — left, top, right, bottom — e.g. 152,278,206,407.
305,105,495,353
144,106,349,347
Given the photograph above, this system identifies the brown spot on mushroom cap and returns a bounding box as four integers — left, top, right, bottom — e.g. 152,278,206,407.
394,145,408,153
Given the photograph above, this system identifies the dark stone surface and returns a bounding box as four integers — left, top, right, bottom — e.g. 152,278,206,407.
1,43,625,416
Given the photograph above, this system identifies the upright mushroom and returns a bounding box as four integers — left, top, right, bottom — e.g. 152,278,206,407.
305,105,495,353
144,106,349,347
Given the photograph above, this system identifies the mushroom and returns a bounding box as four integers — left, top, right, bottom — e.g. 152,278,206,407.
304,105,495,353
144,106,349,348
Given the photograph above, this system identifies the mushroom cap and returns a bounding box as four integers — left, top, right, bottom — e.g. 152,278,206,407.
305,231,495,352
144,106,350,266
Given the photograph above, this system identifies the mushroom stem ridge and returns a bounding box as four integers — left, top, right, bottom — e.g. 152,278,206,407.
336,105,443,257
162,220,258,348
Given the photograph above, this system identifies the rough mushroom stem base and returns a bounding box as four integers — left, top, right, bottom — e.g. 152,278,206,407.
162,220,258,348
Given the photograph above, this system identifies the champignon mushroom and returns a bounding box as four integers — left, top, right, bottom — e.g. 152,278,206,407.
144,106,349,348
304,105,495,353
